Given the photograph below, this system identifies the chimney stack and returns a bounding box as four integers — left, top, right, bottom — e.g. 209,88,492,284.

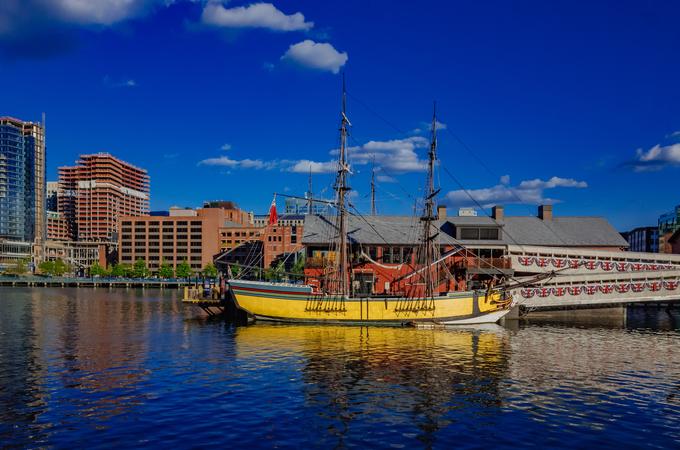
538,204,553,221
437,205,447,220
491,205,504,221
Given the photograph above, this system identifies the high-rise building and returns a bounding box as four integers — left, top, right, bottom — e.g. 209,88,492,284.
46,181,59,212
0,116,46,244
59,153,149,242
0,116,45,270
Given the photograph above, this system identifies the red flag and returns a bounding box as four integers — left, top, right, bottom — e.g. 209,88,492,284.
268,195,278,225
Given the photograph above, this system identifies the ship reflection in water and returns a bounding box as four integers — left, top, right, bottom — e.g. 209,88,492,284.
1,288,679,448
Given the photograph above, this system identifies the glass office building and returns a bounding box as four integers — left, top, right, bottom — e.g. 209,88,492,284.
0,116,46,244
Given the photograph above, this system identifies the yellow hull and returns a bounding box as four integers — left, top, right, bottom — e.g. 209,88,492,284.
228,279,513,325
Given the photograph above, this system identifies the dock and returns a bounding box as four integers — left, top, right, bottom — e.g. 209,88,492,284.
0,275,191,288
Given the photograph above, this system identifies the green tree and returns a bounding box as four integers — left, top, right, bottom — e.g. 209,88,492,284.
133,259,149,278
111,263,126,277
291,255,305,276
38,260,54,275
158,259,174,279
230,264,241,278
90,262,106,277
176,260,191,279
202,263,218,278
52,259,69,276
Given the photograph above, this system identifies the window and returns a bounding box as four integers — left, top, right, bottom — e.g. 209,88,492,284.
460,228,479,240
480,228,499,240
460,227,500,240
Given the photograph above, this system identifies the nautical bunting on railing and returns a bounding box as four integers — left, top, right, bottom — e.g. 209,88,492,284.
631,282,645,292
600,261,614,271
568,259,581,269
521,288,535,298
552,287,566,297
551,258,567,268
567,286,582,295
537,287,551,297
615,283,631,293
647,281,662,292
599,284,615,294
536,258,549,268
615,262,629,271
664,280,679,290
584,285,598,295
518,256,534,266
584,261,597,270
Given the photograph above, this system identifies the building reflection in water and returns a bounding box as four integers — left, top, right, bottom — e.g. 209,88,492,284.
234,324,511,447
0,288,180,443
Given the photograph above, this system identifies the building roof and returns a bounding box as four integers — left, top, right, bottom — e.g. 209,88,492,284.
500,216,629,247
222,220,245,228
302,215,458,246
302,214,629,248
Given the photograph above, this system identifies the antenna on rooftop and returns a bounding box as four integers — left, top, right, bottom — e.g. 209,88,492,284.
370,155,377,216
307,166,313,215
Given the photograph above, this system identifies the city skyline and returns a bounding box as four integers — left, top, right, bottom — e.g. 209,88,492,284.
2,1,680,231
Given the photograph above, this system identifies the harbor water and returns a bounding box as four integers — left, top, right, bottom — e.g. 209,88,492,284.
1,288,679,448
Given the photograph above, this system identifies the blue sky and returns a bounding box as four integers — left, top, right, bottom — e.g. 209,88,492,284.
1,0,679,231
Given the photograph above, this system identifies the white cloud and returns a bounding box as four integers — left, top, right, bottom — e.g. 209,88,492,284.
201,2,313,31
220,143,232,151
286,159,337,174
631,143,680,172
444,175,588,208
350,136,429,172
517,176,588,189
49,0,151,25
198,155,277,170
281,39,347,74
412,120,447,134
499,174,510,185
376,175,397,183
283,136,429,176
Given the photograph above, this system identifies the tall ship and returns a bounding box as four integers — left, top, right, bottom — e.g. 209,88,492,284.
227,84,514,325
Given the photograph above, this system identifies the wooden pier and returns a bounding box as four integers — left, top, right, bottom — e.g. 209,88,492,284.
0,275,190,288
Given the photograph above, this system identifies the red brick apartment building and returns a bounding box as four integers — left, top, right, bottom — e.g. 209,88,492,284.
59,153,149,242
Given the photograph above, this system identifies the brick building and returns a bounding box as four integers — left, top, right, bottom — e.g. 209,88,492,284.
46,211,71,241
59,153,149,242
214,217,304,271
301,204,628,296
118,203,253,273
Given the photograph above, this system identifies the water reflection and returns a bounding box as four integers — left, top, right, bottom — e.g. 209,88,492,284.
235,324,511,447
1,288,679,448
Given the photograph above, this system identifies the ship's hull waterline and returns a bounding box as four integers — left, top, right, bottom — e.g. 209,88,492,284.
228,279,513,326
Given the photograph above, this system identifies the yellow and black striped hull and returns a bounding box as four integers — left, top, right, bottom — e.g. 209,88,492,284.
228,279,513,325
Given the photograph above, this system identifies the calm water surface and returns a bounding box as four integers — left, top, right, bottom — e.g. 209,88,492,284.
1,288,679,449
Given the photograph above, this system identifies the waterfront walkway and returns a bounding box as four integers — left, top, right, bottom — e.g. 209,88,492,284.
0,276,190,288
